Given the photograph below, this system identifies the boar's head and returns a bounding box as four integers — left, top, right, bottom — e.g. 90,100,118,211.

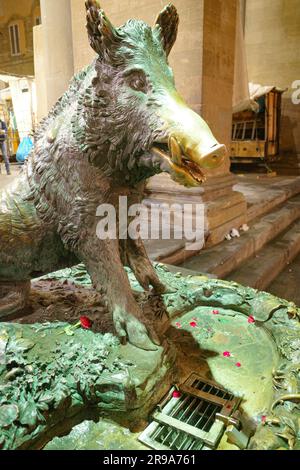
83,1,226,186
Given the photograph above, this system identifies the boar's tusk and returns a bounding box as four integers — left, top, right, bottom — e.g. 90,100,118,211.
168,135,182,165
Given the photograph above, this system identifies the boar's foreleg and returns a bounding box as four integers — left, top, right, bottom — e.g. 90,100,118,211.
76,233,160,351
119,238,166,293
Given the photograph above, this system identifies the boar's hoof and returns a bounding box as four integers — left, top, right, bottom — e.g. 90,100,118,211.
112,305,160,351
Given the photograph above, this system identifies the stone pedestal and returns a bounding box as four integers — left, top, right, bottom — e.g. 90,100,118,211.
144,172,246,264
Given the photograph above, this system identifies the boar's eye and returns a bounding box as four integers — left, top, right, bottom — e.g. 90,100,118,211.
126,71,148,93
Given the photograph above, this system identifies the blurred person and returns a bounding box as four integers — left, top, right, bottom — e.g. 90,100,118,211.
0,117,11,175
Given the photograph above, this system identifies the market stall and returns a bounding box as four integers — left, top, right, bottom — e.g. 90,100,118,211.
0,74,36,158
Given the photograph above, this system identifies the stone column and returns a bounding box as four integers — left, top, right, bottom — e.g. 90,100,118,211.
37,0,74,114
245,0,300,175
33,25,48,122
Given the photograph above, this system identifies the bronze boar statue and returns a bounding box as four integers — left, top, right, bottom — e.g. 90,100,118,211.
0,1,226,350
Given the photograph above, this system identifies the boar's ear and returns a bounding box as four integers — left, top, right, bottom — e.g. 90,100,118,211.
154,3,179,56
85,0,122,57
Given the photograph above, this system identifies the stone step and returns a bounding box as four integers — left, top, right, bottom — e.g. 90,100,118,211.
271,154,300,175
234,175,300,222
180,193,300,277
146,175,300,267
226,219,300,291
267,253,300,306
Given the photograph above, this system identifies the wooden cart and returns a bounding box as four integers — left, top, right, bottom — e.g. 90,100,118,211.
230,87,286,165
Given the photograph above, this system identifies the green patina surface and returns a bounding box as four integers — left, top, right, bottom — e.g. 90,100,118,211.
44,419,147,451
169,306,279,417
0,309,172,450
1,264,300,450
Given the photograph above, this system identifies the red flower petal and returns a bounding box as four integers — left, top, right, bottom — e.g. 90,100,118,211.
80,316,93,329
212,310,219,315
248,316,255,323
235,362,242,367
189,321,197,328
172,390,181,398
175,322,182,329
223,351,231,357
261,415,267,423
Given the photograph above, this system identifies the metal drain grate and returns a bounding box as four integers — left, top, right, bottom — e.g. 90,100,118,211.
141,422,207,450
139,374,242,450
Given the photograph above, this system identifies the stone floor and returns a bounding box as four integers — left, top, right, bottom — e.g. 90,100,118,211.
0,163,21,189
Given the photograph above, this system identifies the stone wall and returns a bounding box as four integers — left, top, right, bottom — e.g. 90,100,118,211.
0,0,40,76
202,0,237,163
245,0,300,161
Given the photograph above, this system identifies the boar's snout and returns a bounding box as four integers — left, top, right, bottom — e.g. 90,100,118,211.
151,92,227,187
190,142,227,169
169,137,226,170
152,138,226,188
